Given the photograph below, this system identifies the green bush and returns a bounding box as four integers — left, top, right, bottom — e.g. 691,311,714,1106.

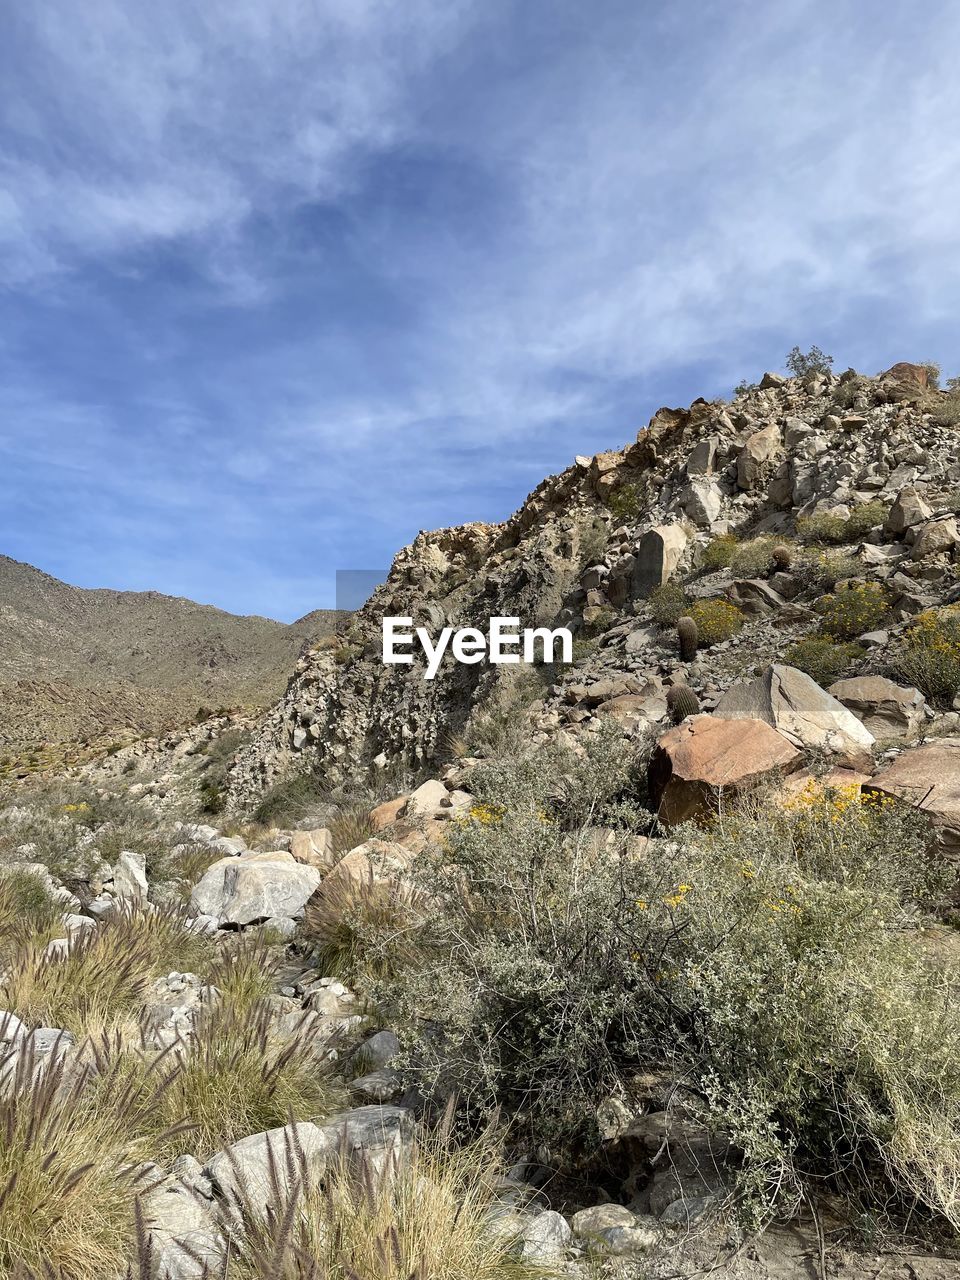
382,745,957,1235
648,581,690,626
702,532,739,569
893,606,960,705
797,501,887,546
793,547,861,591
688,598,744,645
818,582,890,640
785,345,833,377
607,481,643,523
252,772,327,827
783,637,863,686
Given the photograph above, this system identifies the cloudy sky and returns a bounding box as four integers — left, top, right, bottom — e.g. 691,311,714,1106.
2,1,959,619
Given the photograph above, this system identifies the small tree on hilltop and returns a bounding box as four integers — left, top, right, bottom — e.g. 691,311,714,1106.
785,345,834,377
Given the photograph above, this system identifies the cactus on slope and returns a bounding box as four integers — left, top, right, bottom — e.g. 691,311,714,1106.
677,615,699,662
667,684,701,723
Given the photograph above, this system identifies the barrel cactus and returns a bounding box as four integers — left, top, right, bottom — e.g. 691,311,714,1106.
667,684,701,723
677,615,699,662
771,543,793,571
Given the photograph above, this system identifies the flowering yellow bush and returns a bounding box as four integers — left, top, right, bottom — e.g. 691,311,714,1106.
688,598,744,645
818,581,889,639
894,604,960,704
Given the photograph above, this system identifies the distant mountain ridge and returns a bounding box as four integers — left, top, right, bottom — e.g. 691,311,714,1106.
0,555,347,746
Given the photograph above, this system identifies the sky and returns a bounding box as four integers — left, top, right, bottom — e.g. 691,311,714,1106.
2,1,960,621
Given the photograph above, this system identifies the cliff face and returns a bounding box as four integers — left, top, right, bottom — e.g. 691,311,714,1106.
228,362,960,808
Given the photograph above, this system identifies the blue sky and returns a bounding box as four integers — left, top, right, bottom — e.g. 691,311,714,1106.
2,1,959,621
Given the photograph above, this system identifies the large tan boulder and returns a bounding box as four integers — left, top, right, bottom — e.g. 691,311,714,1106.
867,739,960,855
828,676,926,740
736,424,781,489
885,487,932,536
190,851,322,926
288,828,335,869
632,524,688,596
714,664,874,767
910,516,960,560
649,715,801,825
320,839,412,894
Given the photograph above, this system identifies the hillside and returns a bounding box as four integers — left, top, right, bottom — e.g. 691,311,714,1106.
228,359,960,805
0,555,347,747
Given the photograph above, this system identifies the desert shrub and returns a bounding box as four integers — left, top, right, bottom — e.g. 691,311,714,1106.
381,733,648,1153
631,786,954,1231
380,729,959,1234
702,532,739,569
648,581,690,626
922,361,942,391
893,605,960,705
583,605,616,638
792,547,860,591
796,511,851,544
303,864,431,989
606,481,643,523
577,516,609,569
203,1118,545,1280
688,598,744,645
729,536,780,577
785,344,833,377
797,501,887,546
0,867,62,963
464,668,549,759
847,500,889,538
818,582,890,640
931,392,960,427
252,772,327,828
783,637,863,686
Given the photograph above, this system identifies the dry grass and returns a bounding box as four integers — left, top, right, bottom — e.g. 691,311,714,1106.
0,902,214,1037
115,1001,345,1163
303,864,430,987
0,1040,139,1279
216,1118,550,1280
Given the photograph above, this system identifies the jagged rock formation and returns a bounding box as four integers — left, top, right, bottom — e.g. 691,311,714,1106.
227,362,960,809
0,555,347,749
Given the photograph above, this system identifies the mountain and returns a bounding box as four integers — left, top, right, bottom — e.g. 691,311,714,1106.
227,359,960,807
0,556,348,747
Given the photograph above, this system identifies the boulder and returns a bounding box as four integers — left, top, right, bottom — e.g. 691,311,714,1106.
737,424,781,489
649,715,801,825
288,828,335,869
111,849,147,902
370,796,407,831
521,1210,572,1263
206,1106,413,1212
632,525,688,596
885,487,932,536
910,517,960,560
714,664,875,766
681,478,722,527
883,361,930,389
868,739,960,855
190,852,322,927
138,1169,223,1280
828,676,926,739
403,778,449,818
319,839,412,894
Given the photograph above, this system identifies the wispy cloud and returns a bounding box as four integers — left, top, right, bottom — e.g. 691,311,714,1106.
2,0,960,617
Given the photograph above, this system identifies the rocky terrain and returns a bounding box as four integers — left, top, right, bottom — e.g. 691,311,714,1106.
227,359,960,811
0,555,346,759
5,358,960,1278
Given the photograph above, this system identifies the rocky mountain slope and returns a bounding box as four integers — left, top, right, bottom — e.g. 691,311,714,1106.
0,556,346,748
228,360,960,809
